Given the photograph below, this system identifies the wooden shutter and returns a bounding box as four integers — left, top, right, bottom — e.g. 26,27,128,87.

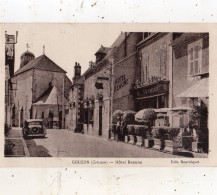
141,54,144,82
198,40,202,74
194,45,199,74
144,53,149,82
160,44,167,77
156,49,161,77
188,47,194,76
141,52,149,82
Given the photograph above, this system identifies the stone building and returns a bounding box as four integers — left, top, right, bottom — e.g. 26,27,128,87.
67,62,85,132
172,33,209,151
83,47,113,138
172,33,209,108
82,32,143,139
111,32,143,113
10,52,72,128
133,33,174,110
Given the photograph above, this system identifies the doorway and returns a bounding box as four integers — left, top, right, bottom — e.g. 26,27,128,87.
48,112,53,129
20,108,23,127
59,111,62,129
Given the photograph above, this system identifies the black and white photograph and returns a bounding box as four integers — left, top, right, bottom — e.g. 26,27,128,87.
4,24,209,159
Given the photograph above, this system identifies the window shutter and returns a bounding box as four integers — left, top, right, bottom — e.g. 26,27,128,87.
140,54,144,82
146,54,149,81
144,53,149,82
161,44,167,77
141,52,149,82
188,47,194,76
194,45,199,74
156,49,161,77
198,42,202,74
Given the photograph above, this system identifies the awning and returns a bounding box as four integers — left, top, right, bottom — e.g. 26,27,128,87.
177,78,208,98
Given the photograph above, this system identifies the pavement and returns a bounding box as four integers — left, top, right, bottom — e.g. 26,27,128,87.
4,128,208,158
4,128,29,157
31,129,187,158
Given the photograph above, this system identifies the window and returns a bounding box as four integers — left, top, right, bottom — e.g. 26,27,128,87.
156,44,167,78
141,53,149,82
188,39,202,76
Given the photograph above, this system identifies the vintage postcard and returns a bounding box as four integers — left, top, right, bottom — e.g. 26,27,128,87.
1,23,217,167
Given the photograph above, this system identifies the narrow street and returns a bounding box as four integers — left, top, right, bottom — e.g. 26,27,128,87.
26,129,180,158
5,128,207,158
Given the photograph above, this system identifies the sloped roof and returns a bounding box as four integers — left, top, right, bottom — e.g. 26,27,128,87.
33,85,68,105
95,45,112,55
74,75,85,85
14,55,66,76
172,33,208,47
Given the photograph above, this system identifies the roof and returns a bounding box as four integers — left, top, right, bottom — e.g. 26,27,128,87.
74,75,85,85
172,33,208,47
14,55,66,76
21,51,35,58
95,45,112,55
177,78,209,98
33,85,68,105
111,32,129,48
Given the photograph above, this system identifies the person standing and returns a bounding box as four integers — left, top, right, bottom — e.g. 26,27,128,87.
116,117,121,142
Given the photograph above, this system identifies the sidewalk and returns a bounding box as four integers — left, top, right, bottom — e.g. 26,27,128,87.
5,128,29,157
76,132,208,158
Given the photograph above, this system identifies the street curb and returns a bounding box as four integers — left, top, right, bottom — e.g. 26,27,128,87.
19,131,30,157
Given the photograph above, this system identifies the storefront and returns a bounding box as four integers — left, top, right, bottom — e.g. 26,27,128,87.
133,79,169,111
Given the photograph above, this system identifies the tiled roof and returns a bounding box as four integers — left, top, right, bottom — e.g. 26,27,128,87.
14,55,66,76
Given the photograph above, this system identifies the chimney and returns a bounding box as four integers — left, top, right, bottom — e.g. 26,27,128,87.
73,62,81,82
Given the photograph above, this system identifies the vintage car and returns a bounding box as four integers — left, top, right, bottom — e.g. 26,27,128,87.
22,119,47,138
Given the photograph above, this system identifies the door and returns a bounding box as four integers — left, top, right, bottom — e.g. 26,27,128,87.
99,106,102,136
20,108,23,127
59,111,62,129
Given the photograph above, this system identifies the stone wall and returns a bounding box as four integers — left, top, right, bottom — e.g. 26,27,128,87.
11,70,33,126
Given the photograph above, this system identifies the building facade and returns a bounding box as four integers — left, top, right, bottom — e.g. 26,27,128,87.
82,32,143,139
10,52,71,128
67,62,85,132
68,32,209,152
133,33,173,111
172,33,209,151
5,32,17,127
83,55,112,138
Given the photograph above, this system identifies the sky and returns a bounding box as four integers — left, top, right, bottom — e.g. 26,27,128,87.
3,24,122,80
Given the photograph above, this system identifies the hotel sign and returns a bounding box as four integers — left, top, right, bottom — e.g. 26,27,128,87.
114,74,129,92
134,81,169,98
